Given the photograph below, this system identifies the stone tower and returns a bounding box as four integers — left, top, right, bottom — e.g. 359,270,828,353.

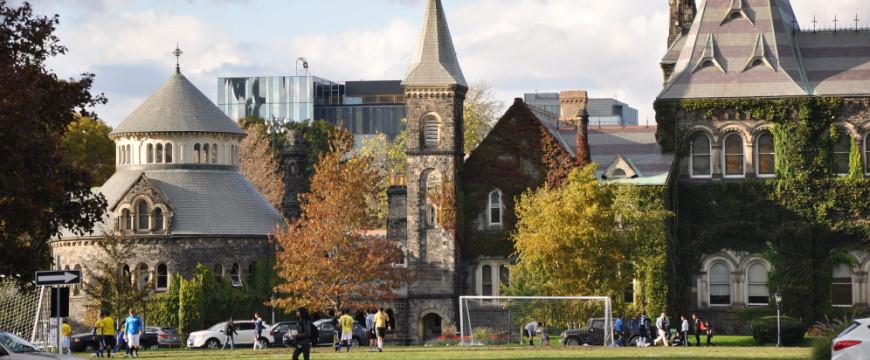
281,129,307,220
402,0,467,341
668,0,696,46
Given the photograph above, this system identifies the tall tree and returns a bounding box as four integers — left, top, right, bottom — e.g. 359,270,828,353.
83,235,150,319
239,121,285,210
463,82,503,154
508,165,628,298
59,115,115,185
272,129,408,313
0,1,107,285
354,130,408,225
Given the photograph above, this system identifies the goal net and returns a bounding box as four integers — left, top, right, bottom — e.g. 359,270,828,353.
459,296,613,347
0,277,52,347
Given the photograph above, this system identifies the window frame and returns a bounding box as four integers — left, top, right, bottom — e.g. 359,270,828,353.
194,144,201,163
832,131,852,176
689,133,713,179
864,133,869,176
230,263,242,287
153,208,164,231
136,263,149,291
156,264,168,291
165,143,173,163
708,261,732,306
146,144,154,164
488,190,503,226
481,265,493,296
755,132,776,178
722,133,746,178
831,263,854,307
746,262,770,306
136,201,150,231
155,144,163,164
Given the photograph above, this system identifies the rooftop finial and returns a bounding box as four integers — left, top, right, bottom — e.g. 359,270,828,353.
173,44,183,73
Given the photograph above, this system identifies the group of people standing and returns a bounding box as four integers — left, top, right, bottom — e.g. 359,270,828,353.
642,312,713,347
90,308,144,358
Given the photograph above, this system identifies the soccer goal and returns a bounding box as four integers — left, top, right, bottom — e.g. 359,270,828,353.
459,296,613,347
0,277,52,346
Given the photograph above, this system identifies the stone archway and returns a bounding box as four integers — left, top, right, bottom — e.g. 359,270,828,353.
421,313,442,341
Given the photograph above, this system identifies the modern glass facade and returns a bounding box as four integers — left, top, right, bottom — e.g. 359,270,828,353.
218,76,405,139
523,93,639,126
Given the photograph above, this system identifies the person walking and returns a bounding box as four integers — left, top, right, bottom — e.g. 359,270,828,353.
680,315,689,347
365,309,376,352
374,307,389,352
222,319,237,350
653,312,669,347
338,309,354,352
704,320,714,345
93,311,104,358
614,316,624,346
523,321,538,346
97,310,116,357
252,313,265,350
692,314,701,346
124,309,143,358
292,307,313,360
61,319,72,357
638,313,650,346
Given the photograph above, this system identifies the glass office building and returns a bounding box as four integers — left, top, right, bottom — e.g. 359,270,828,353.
524,93,639,127
218,76,405,139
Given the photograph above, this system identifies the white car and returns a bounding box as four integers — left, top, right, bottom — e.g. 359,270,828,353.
832,317,870,360
186,320,270,349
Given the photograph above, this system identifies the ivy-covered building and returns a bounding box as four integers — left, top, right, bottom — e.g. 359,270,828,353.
658,0,870,332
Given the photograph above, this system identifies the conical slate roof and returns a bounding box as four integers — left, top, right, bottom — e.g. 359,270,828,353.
111,72,245,136
402,0,467,88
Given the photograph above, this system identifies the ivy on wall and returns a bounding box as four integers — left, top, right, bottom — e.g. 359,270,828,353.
656,96,868,323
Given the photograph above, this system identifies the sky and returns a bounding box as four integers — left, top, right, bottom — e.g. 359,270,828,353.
34,0,870,127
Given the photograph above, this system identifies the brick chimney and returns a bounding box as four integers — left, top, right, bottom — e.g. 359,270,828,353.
559,90,591,167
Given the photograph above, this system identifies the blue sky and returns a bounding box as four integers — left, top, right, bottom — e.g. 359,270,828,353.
35,0,869,127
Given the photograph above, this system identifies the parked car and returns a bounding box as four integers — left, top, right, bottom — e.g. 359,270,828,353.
832,317,870,360
187,320,270,349
560,318,621,346
267,321,297,348
0,331,85,359
282,319,365,347
69,326,177,352
149,326,180,348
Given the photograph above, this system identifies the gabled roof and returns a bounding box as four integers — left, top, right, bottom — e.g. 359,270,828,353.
798,30,870,96
659,0,810,99
111,72,245,136
402,0,467,88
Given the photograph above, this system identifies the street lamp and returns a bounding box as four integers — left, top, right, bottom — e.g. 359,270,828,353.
774,291,783,347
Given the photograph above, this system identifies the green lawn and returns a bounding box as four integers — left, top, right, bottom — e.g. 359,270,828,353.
85,342,812,360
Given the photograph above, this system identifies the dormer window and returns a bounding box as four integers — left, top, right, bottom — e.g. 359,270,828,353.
137,201,150,230
194,144,201,163
154,208,164,231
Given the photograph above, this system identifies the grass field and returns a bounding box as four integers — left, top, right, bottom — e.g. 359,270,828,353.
80,337,813,360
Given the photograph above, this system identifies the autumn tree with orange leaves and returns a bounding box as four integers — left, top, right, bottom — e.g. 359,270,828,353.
272,128,409,313
239,121,285,211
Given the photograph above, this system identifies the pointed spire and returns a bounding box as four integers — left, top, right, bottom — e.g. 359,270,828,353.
402,0,467,88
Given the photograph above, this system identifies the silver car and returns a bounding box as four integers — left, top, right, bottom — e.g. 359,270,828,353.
0,331,84,359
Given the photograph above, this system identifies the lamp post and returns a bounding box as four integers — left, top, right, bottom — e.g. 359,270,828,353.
774,291,782,347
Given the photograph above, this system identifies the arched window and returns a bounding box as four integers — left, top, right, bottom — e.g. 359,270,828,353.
119,146,124,165
723,133,745,177
155,144,163,164
73,264,82,295
690,133,712,178
488,190,502,226
122,264,131,283
425,205,437,229
165,143,173,163
709,262,731,305
833,131,851,176
832,263,853,306
481,265,493,296
153,208,164,231
422,115,439,149
230,263,241,287
126,145,131,164
499,265,510,287
137,201,149,230
213,264,224,283
136,264,149,291
756,132,776,177
747,263,769,305
194,144,201,164
122,209,133,231
203,143,210,163
156,264,168,290
211,143,218,163
146,144,154,164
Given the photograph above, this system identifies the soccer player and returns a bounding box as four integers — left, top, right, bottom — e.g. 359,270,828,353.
338,309,354,352
125,309,143,357
374,308,389,352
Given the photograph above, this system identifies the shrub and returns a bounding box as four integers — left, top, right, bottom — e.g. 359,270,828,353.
810,314,855,360
471,327,493,345
751,316,806,346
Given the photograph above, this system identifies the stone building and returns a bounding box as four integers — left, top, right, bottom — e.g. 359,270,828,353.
51,68,283,329
657,0,870,332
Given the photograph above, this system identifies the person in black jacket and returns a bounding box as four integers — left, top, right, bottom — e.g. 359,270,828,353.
293,307,313,360
222,319,237,350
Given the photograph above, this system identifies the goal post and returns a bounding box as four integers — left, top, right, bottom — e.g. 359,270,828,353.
459,295,613,347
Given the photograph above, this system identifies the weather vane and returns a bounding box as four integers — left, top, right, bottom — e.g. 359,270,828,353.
812,15,817,32
173,44,183,73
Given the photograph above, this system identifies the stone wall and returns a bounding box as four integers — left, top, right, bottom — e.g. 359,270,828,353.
50,235,272,331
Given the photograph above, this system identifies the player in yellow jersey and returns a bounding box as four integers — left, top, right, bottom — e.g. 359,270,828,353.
338,309,354,352
374,308,390,352
61,319,72,356
97,310,116,357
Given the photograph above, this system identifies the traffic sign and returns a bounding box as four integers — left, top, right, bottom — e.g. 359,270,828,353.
35,270,81,286
50,287,69,318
